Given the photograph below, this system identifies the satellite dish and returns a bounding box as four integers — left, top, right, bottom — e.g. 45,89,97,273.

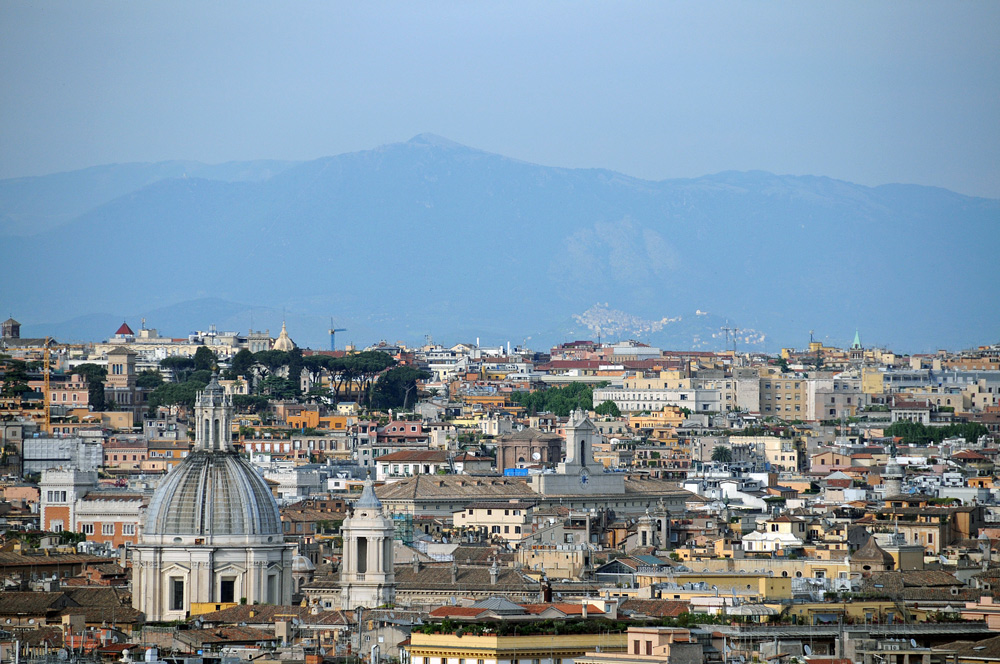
532,452,541,461
804,645,812,656
911,639,918,648
58,650,69,661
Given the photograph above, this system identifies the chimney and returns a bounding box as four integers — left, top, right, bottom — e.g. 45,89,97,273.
412,556,420,574
451,561,458,584
581,603,588,619
489,559,499,585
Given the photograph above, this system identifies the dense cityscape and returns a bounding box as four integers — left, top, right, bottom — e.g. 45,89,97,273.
2,317,1000,664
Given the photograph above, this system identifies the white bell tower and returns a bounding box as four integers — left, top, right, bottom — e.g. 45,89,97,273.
339,477,396,609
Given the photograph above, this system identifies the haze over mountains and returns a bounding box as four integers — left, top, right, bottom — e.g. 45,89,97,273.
2,135,997,353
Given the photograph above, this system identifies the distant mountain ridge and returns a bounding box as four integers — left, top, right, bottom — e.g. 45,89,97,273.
3,134,998,352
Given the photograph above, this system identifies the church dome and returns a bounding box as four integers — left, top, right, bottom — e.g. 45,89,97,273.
143,450,282,541
273,321,296,352
292,555,316,573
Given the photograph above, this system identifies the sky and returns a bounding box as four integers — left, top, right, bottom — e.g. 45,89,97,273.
1,2,999,197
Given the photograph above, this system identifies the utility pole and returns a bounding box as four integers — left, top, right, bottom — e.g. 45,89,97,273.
43,337,51,434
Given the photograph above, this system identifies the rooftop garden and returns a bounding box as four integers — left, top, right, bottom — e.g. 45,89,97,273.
419,614,735,637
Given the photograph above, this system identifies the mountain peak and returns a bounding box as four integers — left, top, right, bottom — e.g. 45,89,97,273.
406,133,466,149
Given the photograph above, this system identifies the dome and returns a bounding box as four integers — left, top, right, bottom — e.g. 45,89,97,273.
292,555,316,572
852,535,895,567
143,450,281,541
273,321,296,352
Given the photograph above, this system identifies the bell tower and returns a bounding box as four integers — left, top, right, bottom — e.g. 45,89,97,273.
194,372,233,451
339,477,396,609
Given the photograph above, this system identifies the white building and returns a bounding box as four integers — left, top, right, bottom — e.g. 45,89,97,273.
132,374,295,622
592,386,722,413
338,477,396,609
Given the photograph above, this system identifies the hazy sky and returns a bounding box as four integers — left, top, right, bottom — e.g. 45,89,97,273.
2,1,998,197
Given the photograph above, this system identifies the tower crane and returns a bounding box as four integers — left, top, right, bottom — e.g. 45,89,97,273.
328,319,347,352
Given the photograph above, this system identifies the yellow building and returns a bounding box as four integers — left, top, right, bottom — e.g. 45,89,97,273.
634,572,792,602
406,630,627,664
861,366,885,396
786,599,926,625
628,407,686,430
576,627,704,664
286,411,350,431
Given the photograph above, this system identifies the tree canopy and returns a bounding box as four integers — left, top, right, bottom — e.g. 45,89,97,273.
370,366,431,410
594,400,621,417
74,363,107,411
0,359,31,398
193,346,218,372
884,420,989,445
711,445,733,463
136,370,164,390
147,379,208,410
509,382,607,417
226,348,255,380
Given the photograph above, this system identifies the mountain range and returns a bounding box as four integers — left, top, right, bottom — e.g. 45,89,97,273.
2,134,997,353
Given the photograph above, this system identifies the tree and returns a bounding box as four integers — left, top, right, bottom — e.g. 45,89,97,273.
147,379,208,410
193,346,218,372
136,370,164,390
0,359,31,398
711,445,733,463
594,400,621,417
285,348,304,396
159,355,196,382
258,375,298,400
777,357,789,373
74,363,107,411
370,366,431,410
509,382,601,417
232,395,270,414
227,349,255,381
342,351,397,406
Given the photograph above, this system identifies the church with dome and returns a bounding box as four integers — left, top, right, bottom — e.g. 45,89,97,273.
132,374,296,622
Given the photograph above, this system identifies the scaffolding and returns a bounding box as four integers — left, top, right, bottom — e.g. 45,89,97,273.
392,512,413,546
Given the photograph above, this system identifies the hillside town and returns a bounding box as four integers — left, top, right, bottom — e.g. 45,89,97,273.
3,317,1000,664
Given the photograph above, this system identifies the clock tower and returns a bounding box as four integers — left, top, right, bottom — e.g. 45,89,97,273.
531,410,625,496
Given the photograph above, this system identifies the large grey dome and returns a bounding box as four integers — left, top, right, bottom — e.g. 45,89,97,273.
144,450,281,538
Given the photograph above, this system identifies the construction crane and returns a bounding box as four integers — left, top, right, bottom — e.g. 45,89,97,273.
328,319,347,352
43,336,51,434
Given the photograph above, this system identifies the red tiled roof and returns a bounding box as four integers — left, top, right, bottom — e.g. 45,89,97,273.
115,322,134,336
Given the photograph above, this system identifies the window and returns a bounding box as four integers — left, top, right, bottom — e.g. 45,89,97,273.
220,577,236,603
123,524,135,536
646,641,652,656
633,640,640,655
81,523,94,535
170,577,185,611
102,524,114,536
